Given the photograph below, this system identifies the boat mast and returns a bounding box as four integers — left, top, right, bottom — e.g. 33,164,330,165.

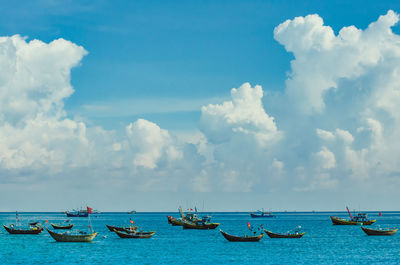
346,206,353,220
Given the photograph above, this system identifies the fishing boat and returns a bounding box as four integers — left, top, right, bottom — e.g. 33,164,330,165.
3,225,43,234
65,206,92,217
182,217,220,230
220,230,264,242
106,224,137,232
250,209,275,218
170,217,186,226
47,228,97,242
264,229,305,238
361,226,398,236
4,211,44,234
330,207,376,225
113,230,155,238
51,223,74,230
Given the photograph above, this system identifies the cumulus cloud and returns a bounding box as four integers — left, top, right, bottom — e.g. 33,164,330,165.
200,82,281,146
4,10,400,204
126,119,182,169
271,10,400,194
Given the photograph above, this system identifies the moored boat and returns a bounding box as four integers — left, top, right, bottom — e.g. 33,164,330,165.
51,223,74,230
3,225,43,234
330,215,376,225
250,210,275,218
330,207,376,225
182,220,220,230
106,224,137,232
361,226,398,236
264,229,305,238
113,230,155,238
46,228,97,242
220,229,263,242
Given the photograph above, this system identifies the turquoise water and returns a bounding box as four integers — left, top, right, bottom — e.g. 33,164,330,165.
0,212,400,264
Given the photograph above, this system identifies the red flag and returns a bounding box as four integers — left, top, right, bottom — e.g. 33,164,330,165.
247,222,251,229
87,206,93,214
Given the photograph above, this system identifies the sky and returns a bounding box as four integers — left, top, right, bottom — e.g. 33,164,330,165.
1,0,400,211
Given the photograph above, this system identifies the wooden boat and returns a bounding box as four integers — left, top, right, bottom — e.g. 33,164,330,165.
220,230,263,242
106,224,137,232
3,225,43,234
250,210,275,218
46,228,97,242
331,207,376,225
330,216,376,225
361,226,398,236
51,223,74,230
113,229,155,238
264,229,305,238
182,221,219,230
170,217,186,226
167,215,173,224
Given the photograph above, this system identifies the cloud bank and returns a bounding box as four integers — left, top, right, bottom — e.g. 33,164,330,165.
2,10,400,206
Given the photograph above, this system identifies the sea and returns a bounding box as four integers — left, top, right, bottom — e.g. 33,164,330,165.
0,211,399,264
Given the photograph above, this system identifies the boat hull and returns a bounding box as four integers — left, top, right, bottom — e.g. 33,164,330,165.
330,216,376,225
114,230,155,238
264,229,305,238
182,222,219,230
106,224,137,232
51,223,73,230
220,230,263,242
250,213,275,218
66,212,88,217
361,227,398,236
3,225,43,234
46,228,97,242
170,218,186,226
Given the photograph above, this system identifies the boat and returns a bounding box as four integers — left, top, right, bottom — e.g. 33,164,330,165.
65,206,93,217
106,224,137,232
3,225,43,234
128,210,136,214
169,217,186,226
361,226,398,236
182,218,220,230
51,223,74,230
264,229,305,238
46,228,97,242
113,229,155,238
330,207,376,225
220,229,263,242
250,209,275,218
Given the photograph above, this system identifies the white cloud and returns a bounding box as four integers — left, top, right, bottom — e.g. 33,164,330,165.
314,146,336,169
126,119,182,169
200,82,281,147
316,129,335,141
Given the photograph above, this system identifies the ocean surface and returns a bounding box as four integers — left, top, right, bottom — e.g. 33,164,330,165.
0,211,400,264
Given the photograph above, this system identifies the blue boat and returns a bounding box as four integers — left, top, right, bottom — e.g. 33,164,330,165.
65,206,92,217
250,210,275,218
66,210,88,217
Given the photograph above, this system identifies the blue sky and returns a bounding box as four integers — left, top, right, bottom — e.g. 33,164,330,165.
1,1,400,211
1,0,397,130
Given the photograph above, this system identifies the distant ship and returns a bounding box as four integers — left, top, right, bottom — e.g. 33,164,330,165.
250,209,275,218
65,206,93,217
